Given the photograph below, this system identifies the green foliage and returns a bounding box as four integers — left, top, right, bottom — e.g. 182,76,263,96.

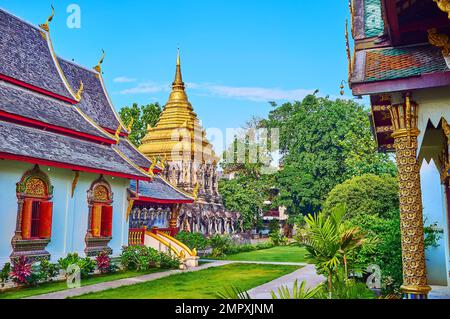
269,232,288,246
175,231,209,251
424,221,444,248
263,95,396,216
57,253,95,279
323,174,399,219
216,286,251,299
209,235,233,258
119,102,162,146
120,246,180,271
315,270,375,299
38,259,59,282
0,263,10,287
224,242,275,255
298,205,367,297
219,175,274,230
268,220,280,234
346,213,402,295
271,280,324,299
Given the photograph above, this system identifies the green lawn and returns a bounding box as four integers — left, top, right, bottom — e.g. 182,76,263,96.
0,269,165,299
217,246,308,263
74,263,299,299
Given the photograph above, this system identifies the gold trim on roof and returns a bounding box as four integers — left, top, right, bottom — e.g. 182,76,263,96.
433,0,450,19
39,5,54,32
94,49,105,73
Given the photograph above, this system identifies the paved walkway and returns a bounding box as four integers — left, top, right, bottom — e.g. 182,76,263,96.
430,285,450,299
27,260,316,299
27,261,231,299
248,264,325,299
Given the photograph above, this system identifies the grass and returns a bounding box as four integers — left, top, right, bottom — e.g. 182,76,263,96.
0,268,165,299
73,263,300,299
214,246,308,263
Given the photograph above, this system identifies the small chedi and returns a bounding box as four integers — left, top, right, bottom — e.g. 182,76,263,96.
138,52,243,236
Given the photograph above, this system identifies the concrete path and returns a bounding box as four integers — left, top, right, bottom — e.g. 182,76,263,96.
27,261,231,299
200,259,307,267
429,285,450,299
247,264,325,299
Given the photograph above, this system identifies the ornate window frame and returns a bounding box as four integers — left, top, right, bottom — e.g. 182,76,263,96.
11,165,53,260
85,175,114,256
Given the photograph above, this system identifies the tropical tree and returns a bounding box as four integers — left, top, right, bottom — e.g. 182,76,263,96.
299,205,366,298
119,102,162,146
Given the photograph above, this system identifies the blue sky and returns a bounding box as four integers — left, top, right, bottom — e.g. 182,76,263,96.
1,0,356,153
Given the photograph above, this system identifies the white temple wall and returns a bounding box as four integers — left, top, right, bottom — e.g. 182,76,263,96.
0,160,130,266
420,159,450,286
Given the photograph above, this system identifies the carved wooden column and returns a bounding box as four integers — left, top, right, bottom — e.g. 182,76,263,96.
388,93,431,299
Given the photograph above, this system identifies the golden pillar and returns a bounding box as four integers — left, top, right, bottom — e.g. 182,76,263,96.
170,204,181,229
388,93,431,299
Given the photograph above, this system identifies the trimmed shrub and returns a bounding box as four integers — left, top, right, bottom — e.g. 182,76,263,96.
323,174,399,219
175,231,209,251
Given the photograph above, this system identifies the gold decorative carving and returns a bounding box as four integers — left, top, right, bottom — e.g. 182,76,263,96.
71,171,80,198
93,185,109,202
428,28,450,56
75,81,84,101
39,5,54,32
433,0,450,19
126,117,134,133
345,19,353,83
25,178,47,198
94,49,105,73
126,199,135,221
349,0,355,38
389,97,431,297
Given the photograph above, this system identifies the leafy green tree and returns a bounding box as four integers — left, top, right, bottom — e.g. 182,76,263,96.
323,174,399,219
119,103,162,146
263,95,396,215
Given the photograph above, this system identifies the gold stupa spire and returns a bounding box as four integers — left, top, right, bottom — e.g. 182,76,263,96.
139,50,218,163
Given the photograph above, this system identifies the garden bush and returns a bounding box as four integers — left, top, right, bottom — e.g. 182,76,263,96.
120,246,179,271
38,259,59,282
10,256,39,286
96,252,112,274
209,234,233,257
323,174,399,219
175,231,209,251
0,262,10,287
269,232,288,246
57,253,95,279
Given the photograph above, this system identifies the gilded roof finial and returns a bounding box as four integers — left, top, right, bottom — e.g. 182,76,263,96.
177,48,181,66
345,19,353,83
94,49,105,73
428,28,450,56
75,80,84,101
434,0,450,19
39,5,55,32
192,182,200,201
126,117,134,133
114,123,122,143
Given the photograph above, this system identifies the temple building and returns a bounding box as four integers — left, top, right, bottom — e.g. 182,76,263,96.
0,8,197,266
139,52,243,236
348,0,450,298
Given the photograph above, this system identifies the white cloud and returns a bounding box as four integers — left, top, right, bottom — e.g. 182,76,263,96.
118,80,318,102
113,76,137,83
118,82,169,95
199,84,314,102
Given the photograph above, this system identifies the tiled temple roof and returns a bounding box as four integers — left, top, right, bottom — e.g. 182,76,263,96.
0,120,149,179
116,138,152,169
363,0,384,38
0,9,74,101
130,177,193,203
0,80,111,140
352,44,450,84
58,58,126,133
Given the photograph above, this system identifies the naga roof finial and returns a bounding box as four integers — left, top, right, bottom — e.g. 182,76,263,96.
75,80,84,101
39,5,55,32
126,117,134,133
94,49,106,73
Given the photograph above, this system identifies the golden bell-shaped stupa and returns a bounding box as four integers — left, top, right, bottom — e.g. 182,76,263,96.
139,50,218,164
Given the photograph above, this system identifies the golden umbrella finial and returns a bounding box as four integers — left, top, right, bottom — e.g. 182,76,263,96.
94,49,106,73
40,5,55,32
177,48,181,66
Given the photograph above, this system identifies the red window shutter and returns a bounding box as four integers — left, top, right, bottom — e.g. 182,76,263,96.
39,201,53,239
101,205,113,237
21,199,33,240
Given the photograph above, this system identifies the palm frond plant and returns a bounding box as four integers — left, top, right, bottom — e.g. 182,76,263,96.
271,280,323,299
298,205,367,299
216,286,251,299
